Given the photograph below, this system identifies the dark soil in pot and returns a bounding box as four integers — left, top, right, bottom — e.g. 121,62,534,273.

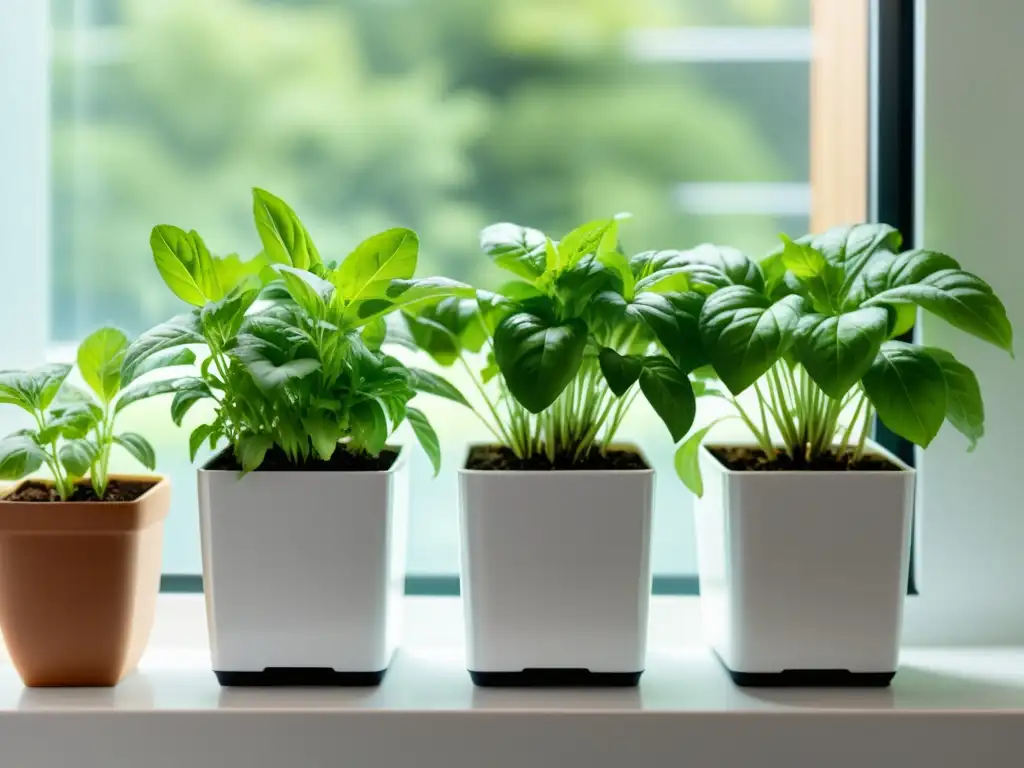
466,445,648,471
709,446,901,472
7,479,156,503
208,445,399,472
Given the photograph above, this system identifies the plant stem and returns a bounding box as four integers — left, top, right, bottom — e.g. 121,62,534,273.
768,368,800,454
730,397,774,457
604,388,637,447
836,392,868,459
753,381,773,449
853,402,875,462
458,355,511,447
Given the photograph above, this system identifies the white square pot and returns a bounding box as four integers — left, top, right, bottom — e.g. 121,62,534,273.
694,440,914,686
198,448,408,686
458,445,654,686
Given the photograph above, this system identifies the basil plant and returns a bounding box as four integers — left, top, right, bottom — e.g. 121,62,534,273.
124,189,473,473
674,223,1014,495
0,327,184,500
403,217,720,464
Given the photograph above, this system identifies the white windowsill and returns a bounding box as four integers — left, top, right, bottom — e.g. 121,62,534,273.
1,596,1024,768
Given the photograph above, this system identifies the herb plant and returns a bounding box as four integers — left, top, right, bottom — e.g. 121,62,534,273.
124,188,473,472
404,218,718,464
0,327,186,500
673,223,1014,495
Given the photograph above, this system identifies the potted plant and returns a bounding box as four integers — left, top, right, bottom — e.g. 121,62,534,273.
405,217,707,686
0,327,183,686
673,223,1014,685
125,189,471,685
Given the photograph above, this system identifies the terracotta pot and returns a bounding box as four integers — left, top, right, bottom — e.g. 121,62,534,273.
0,475,169,687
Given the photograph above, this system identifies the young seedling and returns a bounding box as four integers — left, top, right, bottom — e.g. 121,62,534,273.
0,327,190,500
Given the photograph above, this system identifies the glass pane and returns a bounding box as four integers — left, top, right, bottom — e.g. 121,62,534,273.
50,0,812,578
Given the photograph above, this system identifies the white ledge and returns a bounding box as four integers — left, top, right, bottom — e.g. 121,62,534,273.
1,597,1023,767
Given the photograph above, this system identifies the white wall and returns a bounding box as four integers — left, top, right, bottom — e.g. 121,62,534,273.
903,0,1024,644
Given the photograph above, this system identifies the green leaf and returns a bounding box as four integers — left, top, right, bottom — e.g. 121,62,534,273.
349,278,475,327
925,347,985,451
780,235,845,313
402,297,487,366
210,252,270,296
676,244,765,292
114,432,157,471
638,357,697,442
240,353,320,392
873,248,959,289
594,291,707,373
889,303,917,339
481,353,500,384
170,381,213,426
200,287,261,344
480,222,547,281
60,438,99,479
864,252,1013,354
189,424,216,463
493,310,588,413
559,219,617,270
187,230,224,301
0,436,45,481
760,251,788,299
151,225,208,306
0,364,73,412
544,237,560,274
278,265,332,317
792,308,891,398
598,347,643,396
780,234,826,277
407,406,441,476
699,286,805,395
862,341,947,447
811,223,902,290
302,412,343,461
385,277,475,305
634,269,690,294
674,417,734,498
233,328,321,392
350,399,389,456
252,188,320,270
76,327,128,404
596,246,635,300
122,313,204,381
362,317,388,351
121,347,197,387
45,404,102,441
236,434,274,473
402,313,460,366
336,228,418,302
407,368,470,407
555,256,625,316
116,376,207,414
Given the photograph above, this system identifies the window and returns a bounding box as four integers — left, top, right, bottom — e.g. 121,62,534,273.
42,0,864,587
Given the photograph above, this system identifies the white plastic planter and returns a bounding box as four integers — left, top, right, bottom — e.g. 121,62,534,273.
694,439,914,686
458,445,654,687
198,448,408,686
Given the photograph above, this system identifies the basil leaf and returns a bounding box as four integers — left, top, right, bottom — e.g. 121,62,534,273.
792,308,891,398
862,341,947,447
493,310,588,414
698,286,804,395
